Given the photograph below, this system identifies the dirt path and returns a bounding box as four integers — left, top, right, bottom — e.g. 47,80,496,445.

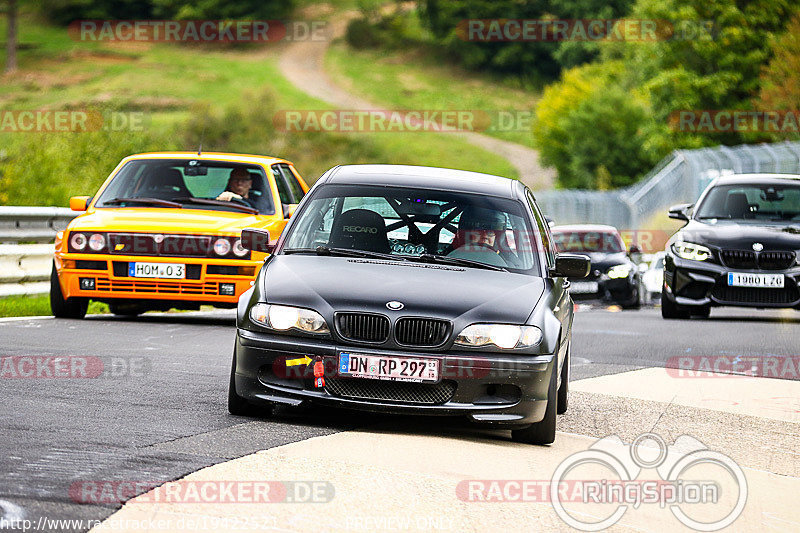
278,16,556,190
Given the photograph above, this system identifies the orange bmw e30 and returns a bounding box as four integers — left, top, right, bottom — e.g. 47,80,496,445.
50,151,309,318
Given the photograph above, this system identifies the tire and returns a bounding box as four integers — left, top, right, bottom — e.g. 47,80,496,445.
49,263,88,319
109,302,143,316
512,359,557,445
557,342,569,415
621,286,641,309
661,282,690,319
227,347,270,417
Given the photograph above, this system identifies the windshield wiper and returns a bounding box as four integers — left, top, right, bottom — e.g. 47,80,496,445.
284,246,407,262
172,197,258,214
412,253,506,271
103,197,182,208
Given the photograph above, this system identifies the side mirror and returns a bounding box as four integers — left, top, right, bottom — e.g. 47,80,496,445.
241,228,274,253
544,215,555,228
70,196,91,211
668,203,693,222
551,253,591,278
629,244,641,255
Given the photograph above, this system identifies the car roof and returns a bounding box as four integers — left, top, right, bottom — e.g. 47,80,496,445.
551,224,620,233
711,173,800,186
321,164,518,198
123,151,292,166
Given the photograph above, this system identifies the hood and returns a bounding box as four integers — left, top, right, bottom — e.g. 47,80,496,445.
262,255,544,324
68,207,274,235
678,220,800,251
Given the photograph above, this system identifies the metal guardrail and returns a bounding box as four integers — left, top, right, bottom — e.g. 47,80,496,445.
0,207,77,296
537,140,800,228
0,206,77,243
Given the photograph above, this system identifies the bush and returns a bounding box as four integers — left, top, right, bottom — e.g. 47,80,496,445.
0,126,176,206
533,62,659,189
345,18,383,49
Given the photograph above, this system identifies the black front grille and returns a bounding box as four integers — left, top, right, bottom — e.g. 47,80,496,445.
75,260,107,270
721,250,757,269
759,251,795,270
720,249,796,270
395,318,449,346
336,313,390,343
325,377,456,404
712,285,799,305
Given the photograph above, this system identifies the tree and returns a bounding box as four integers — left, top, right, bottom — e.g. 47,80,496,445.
4,0,17,74
756,12,800,115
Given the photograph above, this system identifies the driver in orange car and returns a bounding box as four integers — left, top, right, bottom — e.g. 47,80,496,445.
216,167,255,206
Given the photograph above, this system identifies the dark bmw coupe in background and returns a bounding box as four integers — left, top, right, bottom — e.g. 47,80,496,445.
550,224,642,309
663,174,800,318
229,164,589,445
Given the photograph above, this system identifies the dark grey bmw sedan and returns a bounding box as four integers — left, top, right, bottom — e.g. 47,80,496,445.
229,165,589,445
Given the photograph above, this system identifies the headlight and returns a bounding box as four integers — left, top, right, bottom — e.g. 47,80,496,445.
88,233,106,252
455,324,542,350
249,303,329,335
607,264,632,279
69,232,87,251
213,238,231,256
671,241,712,261
232,239,248,257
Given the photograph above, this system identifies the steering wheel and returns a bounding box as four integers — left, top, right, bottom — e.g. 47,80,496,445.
230,197,252,208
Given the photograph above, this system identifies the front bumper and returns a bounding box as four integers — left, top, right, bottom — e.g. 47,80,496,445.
55,252,260,305
665,255,800,308
233,329,556,428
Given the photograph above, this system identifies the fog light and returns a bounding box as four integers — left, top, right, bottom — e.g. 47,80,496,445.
219,283,235,296
79,277,95,290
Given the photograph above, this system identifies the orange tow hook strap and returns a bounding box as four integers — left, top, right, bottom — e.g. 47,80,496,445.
313,358,325,388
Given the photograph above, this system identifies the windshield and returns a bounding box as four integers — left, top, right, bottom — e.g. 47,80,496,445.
695,183,800,221
95,158,275,214
282,184,540,274
551,230,625,253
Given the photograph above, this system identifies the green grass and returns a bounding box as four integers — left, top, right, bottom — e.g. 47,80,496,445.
326,40,542,149
0,294,108,318
1,12,518,204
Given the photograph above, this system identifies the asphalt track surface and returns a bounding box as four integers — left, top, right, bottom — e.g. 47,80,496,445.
0,306,798,532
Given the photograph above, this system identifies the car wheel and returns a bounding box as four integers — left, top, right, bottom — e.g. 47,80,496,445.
227,348,271,417
621,286,641,309
109,302,144,316
511,359,557,445
557,342,569,415
661,283,689,319
49,263,88,319
691,306,711,318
